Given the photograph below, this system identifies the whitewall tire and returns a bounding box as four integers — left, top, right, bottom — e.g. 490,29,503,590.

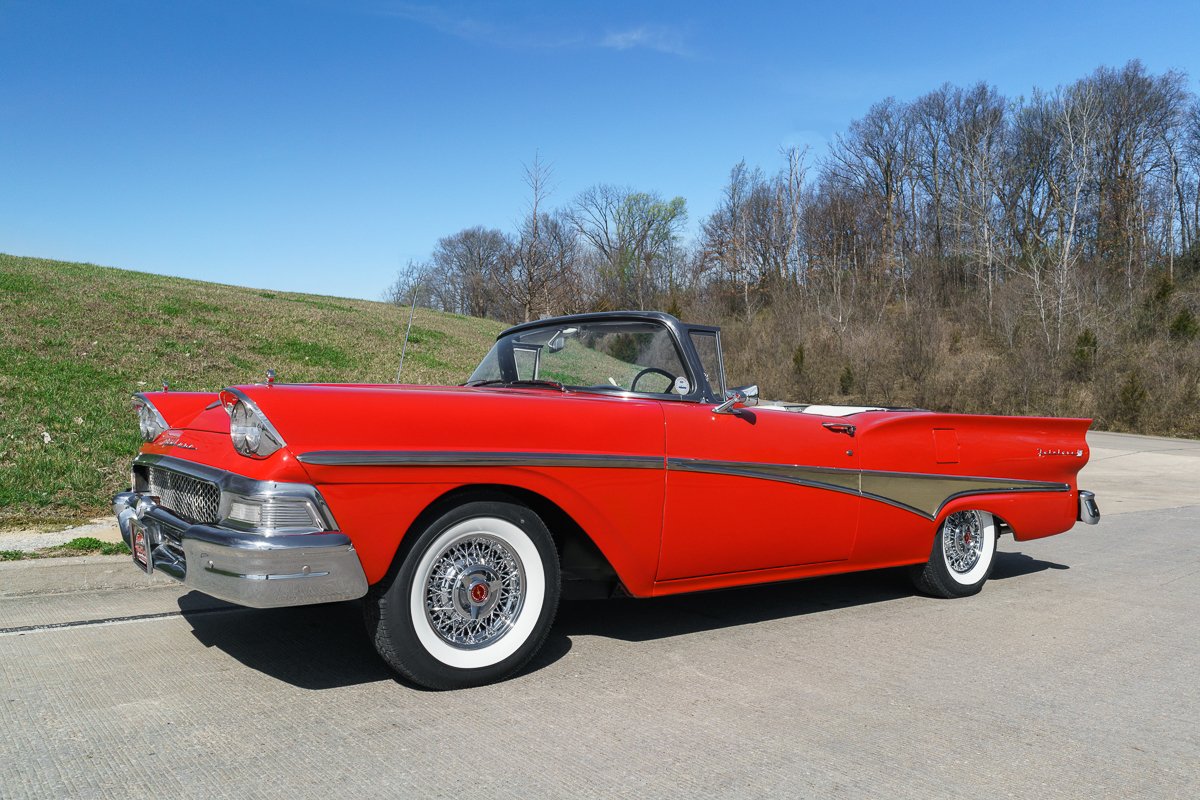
910,510,997,598
365,500,560,689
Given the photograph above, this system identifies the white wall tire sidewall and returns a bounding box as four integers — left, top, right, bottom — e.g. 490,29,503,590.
408,516,546,670
942,511,996,587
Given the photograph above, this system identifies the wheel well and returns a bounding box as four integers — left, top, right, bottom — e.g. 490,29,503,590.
937,507,1014,537
410,484,620,593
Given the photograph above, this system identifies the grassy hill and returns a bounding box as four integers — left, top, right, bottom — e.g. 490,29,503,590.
0,254,505,529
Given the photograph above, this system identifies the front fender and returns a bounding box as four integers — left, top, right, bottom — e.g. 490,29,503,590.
310,464,665,592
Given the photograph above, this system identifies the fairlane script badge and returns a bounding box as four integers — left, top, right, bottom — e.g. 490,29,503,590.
1037,448,1084,457
159,432,196,450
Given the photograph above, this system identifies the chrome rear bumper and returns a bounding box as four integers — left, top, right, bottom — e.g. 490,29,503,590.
113,491,368,608
1078,490,1100,525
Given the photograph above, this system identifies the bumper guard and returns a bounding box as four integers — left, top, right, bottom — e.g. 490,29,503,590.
1078,489,1100,525
113,490,368,608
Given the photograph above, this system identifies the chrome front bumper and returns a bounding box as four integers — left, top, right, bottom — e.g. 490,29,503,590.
112,491,368,608
1078,489,1100,525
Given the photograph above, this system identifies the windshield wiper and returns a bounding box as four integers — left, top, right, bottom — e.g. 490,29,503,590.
464,379,565,391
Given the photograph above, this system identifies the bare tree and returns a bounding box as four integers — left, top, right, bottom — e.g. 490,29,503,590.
489,154,581,321
570,183,687,310
948,83,1007,319
1090,62,1189,289
700,161,755,317
827,98,917,286
384,260,436,307
430,226,509,317
1022,81,1099,354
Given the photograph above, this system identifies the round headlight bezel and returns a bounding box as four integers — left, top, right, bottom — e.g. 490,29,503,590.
220,387,285,459
132,394,169,443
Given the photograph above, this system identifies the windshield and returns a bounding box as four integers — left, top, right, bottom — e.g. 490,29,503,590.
468,320,692,396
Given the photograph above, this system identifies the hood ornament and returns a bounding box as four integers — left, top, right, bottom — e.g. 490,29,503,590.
266,369,276,386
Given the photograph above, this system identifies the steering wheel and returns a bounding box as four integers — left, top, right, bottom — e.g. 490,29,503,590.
630,366,677,394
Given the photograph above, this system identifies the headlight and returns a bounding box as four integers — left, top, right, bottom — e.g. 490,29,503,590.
132,394,169,443
219,388,286,459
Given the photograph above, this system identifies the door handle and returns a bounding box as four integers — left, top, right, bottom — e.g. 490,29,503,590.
822,422,856,437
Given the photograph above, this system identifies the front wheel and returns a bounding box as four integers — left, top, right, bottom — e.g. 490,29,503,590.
910,509,997,598
365,500,560,689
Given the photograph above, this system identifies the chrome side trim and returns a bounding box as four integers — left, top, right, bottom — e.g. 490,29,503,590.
297,450,664,469
858,468,1069,519
668,457,862,498
861,486,1072,521
293,448,1069,522
667,457,1069,520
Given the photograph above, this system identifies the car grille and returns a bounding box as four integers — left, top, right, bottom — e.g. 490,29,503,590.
145,466,220,524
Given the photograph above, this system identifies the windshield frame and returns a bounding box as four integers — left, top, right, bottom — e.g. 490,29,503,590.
468,311,724,403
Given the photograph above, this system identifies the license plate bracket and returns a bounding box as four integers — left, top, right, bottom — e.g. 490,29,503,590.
131,518,153,574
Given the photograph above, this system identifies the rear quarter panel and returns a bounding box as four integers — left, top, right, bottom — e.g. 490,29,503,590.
854,412,1090,556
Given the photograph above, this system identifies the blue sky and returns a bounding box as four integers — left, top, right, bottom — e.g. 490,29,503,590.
2,0,1198,300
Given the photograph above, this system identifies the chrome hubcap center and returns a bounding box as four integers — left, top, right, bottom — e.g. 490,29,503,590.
470,581,489,604
454,566,502,620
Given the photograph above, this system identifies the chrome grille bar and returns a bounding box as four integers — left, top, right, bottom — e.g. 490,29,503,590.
145,465,220,524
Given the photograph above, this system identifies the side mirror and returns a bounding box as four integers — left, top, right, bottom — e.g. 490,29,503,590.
713,384,759,415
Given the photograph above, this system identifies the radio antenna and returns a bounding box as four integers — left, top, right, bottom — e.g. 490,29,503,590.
395,280,421,383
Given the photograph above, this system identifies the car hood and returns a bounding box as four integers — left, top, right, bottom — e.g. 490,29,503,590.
230,383,668,458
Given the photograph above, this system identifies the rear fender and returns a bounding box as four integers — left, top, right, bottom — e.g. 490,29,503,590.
936,491,1079,542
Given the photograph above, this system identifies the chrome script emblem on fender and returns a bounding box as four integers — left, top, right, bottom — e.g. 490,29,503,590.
1037,448,1083,457
159,432,197,450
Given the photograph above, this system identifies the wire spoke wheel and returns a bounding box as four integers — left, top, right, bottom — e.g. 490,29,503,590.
365,499,560,689
911,508,997,598
941,510,985,574
423,534,526,650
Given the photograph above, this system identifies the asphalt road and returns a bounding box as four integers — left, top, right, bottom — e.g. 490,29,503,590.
2,432,1198,799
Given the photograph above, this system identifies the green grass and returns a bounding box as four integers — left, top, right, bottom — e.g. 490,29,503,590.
0,536,132,560
0,253,506,529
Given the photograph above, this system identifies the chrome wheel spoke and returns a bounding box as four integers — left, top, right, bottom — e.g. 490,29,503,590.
943,510,984,574
423,532,525,649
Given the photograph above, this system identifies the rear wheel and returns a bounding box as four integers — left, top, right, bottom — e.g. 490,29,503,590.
910,509,997,598
365,500,560,689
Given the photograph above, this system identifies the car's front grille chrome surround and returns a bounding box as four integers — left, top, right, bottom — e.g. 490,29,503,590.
144,465,221,524
131,453,339,534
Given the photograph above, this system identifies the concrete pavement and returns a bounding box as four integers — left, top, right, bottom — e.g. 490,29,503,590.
1,430,1197,798
1082,430,1200,514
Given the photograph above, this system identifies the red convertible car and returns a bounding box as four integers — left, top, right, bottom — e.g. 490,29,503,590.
114,311,1099,689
